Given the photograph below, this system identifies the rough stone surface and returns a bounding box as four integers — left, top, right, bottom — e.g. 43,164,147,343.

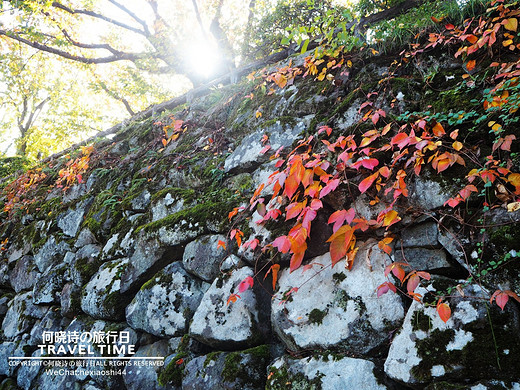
122,339,173,390
75,228,98,248
182,346,270,390
190,267,262,349
224,116,312,173
130,189,151,211
182,234,227,281
57,198,92,237
17,350,43,390
266,355,386,390
70,244,102,286
272,243,404,354
410,176,453,210
394,247,452,272
61,282,82,318
384,283,520,385
120,232,176,293
126,262,208,337
81,258,130,320
10,255,39,293
400,221,440,248
32,263,67,304
2,291,48,339
151,193,185,222
34,236,70,272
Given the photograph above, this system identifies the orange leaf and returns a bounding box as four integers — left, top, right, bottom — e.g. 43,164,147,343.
359,172,379,193
432,122,445,137
327,225,355,267
290,251,305,272
437,301,451,323
227,293,240,305
286,202,304,220
466,60,476,71
217,240,227,250
271,264,280,289
284,175,299,199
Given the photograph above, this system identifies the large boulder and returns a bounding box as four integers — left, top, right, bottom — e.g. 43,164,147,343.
32,263,67,304
33,236,70,273
126,262,208,337
182,234,227,282
122,339,173,390
81,258,130,320
266,355,387,390
2,291,48,339
271,243,404,355
10,255,39,293
384,282,520,385
181,345,270,390
190,267,263,349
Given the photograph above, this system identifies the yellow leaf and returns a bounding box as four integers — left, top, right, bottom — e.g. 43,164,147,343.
452,141,463,151
507,202,520,212
347,60,353,68
383,210,400,228
504,18,518,32
255,110,262,118
503,39,514,47
492,123,502,132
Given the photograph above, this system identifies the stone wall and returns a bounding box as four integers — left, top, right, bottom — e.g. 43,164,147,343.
0,45,519,390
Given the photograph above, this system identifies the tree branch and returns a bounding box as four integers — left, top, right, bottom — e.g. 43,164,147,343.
0,28,149,64
51,1,147,36
107,0,151,36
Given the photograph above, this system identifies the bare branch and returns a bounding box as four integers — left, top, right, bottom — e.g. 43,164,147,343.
107,0,151,35
0,28,149,64
191,0,209,40
51,1,147,36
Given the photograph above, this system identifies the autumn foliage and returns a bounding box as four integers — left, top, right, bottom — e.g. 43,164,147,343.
227,0,520,322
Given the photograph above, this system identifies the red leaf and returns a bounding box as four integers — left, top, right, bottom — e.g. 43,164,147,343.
437,301,451,323
489,290,517,311
272,236,291,253
358,172,379,193
501,134,516,151
260,145,271,154
407,273,420,294
318,125,333,136
238,276,254,293
445,23,455,30
319,178,340,198
377,281,396,297
328,208,355,233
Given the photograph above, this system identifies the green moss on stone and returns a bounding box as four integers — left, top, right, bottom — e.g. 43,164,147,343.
308,308,327,325
332,272,346,283
266,360,324,390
